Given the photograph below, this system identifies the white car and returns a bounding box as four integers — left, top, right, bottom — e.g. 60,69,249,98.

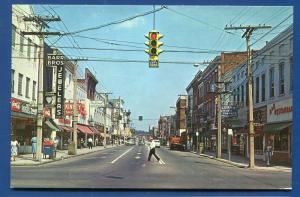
154,140,160,148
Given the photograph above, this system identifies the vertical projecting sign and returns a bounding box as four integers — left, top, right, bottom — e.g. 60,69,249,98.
55,60,65,118
47,54,65,118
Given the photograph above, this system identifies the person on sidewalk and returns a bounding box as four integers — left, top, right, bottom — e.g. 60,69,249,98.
31,136,37,159
148,139,160,162
265,140,273,167
11,137,19,161
88,137,93,149
80,138,84,149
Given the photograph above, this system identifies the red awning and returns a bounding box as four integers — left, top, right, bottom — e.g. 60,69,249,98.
77,124,94,134
59,125,74,132
89,126,100,135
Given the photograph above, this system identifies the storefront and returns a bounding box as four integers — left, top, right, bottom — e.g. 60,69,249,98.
264,98,292,165
11,98,37,154
253,106,267,160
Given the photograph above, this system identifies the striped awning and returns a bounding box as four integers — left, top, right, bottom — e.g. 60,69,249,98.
77,124,94,134
44,118,60,131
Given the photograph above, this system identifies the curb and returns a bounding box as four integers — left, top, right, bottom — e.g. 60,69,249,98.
198,153,247,168
11,145,117,167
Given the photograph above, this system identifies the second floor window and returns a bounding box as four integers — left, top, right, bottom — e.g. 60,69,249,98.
27,38,32,58
241,85,244,104
290,57,293,91
12,25,16,47
25,77,30,98
256,77,259,103
269,68,275,98
279,62,285,95
20,33,24,53
32,81,36,100
11,69,15,93
261,74,266,101
18,73,23,96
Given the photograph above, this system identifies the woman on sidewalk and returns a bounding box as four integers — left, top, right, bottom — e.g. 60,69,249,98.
31,136,37,159
11,137,19,161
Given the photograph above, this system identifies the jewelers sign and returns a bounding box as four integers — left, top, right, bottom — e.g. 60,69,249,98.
47,54,65,118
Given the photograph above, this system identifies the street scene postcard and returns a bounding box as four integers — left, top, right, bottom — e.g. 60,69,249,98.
10,4,293,189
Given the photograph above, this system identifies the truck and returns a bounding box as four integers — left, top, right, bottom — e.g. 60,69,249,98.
169,133,186,151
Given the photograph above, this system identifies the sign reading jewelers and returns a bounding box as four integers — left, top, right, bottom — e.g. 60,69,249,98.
267,98,293,123
47,54,65,118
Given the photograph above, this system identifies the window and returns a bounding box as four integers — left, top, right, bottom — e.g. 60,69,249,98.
256,77,259,103
237,73,240,81
12,25,16,47
261,74,266,101
233,75,236,82
269,68,275,98
233,89,236,102
274,130,288,151
25,77,30,98
241,85,244,104
18,73,23,96
11,69,15,93
69,73,72,84
34,44,38,61
279,62,285,95
237,87,240,102
20,32,24,53
290,57,293,91
32,81,36,100
27,38,31,58
256,61,260,70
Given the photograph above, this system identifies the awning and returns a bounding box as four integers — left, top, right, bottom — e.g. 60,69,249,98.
226,119,245,129
44,118,60,131
77,124,94,134
89,126,100,135
263,122,292,133
58,125,74,132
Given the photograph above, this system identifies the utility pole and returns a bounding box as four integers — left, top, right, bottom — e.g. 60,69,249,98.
22,16,61,162
72,61,78,155
118,96,121,145
224,24,271,168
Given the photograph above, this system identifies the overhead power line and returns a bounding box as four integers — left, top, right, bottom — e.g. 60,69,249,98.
62,6,166,36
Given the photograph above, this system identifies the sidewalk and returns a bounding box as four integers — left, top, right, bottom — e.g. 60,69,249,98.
11,144,121,166
191,150,291,172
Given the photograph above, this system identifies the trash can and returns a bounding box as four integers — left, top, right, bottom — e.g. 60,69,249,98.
43,140,55,159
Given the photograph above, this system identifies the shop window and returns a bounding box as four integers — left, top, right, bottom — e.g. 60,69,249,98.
274,130,288,151
254,135,263,150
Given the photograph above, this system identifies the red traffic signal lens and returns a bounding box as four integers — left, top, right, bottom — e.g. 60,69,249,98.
150,33,157,40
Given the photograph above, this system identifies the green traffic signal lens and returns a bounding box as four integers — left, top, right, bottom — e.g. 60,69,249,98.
151,40,157,46
151,48,157,55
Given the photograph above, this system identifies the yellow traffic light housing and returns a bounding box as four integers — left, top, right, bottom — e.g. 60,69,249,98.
145,30,163,67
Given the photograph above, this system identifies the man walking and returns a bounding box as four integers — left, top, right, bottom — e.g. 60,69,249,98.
148,139,160,162
88,137,93,149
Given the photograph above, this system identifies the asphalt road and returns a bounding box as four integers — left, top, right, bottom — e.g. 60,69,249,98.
11,145,291,189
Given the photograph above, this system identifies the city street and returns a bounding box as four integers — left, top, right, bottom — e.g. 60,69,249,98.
11,145,291,189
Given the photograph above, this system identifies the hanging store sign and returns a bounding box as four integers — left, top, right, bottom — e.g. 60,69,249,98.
54,57,65,119
11,98,35,115
267,98,292,123
64,102,86,116
221,104,238,118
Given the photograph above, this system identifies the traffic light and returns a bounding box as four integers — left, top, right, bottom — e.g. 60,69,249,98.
145,30,163,67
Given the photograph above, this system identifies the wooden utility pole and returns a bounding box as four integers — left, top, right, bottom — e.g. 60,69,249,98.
72,61,78,155
22,16,61,162
224,24,271,168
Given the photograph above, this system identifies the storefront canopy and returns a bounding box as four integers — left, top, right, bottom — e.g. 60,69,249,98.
77,124,94,134
89,126,100,135
263,122,292,133
58,125,74,132
44,119,60,131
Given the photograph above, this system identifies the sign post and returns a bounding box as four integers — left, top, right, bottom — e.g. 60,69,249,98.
228,129,233,161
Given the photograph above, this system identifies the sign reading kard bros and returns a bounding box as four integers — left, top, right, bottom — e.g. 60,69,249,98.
47,54,65,118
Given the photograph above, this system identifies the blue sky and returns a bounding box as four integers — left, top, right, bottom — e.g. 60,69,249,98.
33,5,293,131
